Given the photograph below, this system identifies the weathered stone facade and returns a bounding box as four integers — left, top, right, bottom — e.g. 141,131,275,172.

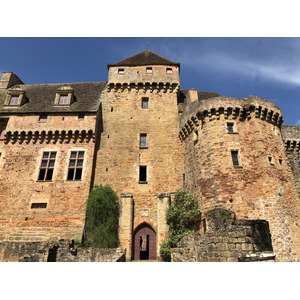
0,50,299,262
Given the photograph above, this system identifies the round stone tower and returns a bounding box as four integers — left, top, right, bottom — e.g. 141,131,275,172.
179,93,300,261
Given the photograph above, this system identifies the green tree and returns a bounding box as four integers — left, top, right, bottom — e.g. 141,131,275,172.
160,189,201,261
84,185,120,248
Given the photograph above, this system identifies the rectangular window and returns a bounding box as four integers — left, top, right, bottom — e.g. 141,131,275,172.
142,98,149,109
31,203,47,209
139,166,147,183
140,134,147,148
268,156,274,166
231,150,239,166
146,67,152,74
227,123,234,133
39,115,48,122
78,113,85,119
118,68,124,74
38,151,57,181
166,68,173,74
9,96,19,106
0,123,7,139
67,151,84,180
59,94,68,105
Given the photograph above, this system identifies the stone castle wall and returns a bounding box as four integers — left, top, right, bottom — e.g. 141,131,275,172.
0,114,97,242
171,208,275,262
281,125,300,199
179,96,300,261
0,240,125,262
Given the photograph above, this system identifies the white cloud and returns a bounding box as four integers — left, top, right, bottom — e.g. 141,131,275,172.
155,38,300,88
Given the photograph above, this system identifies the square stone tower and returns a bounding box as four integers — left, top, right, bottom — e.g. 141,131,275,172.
93,50,185,260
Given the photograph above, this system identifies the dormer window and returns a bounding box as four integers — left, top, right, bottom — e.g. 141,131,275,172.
4,87,27,107
146,67,152,74
59,94,69,105
54,84,74,106
118,68,125,74
9,96,19,105
166,68,173,74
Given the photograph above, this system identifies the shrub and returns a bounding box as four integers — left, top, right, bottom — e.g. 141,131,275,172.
83,185,120,248
160,189,201,261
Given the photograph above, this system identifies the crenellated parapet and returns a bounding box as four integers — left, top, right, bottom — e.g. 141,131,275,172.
284,139,300,151
2,129,95,144
179,95,283,141
107,81,179,93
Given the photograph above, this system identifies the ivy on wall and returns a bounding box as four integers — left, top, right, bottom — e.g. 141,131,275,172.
83,185,120,248
160,189,201,261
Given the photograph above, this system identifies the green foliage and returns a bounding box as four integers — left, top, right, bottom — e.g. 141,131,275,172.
84,185,120,248
160,189,201,261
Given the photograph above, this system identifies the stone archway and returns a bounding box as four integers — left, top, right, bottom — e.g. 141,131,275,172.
133,223,156,260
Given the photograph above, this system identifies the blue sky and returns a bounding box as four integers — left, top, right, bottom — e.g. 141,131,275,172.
0,37,299,125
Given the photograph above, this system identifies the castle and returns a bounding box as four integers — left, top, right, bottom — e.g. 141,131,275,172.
0,50,300,262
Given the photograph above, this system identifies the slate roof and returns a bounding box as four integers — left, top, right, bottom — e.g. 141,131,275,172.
0,81,107,114
107,50,180,68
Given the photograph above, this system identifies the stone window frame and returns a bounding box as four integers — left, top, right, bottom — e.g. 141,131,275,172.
142,97,149,109
166,67,173,74
193,129,199,144
37,151,57,182
231,149,242,168
227,122,238,134
146,67,153,74
0,118,8,140
38,114,48,122
139,165,148,184
31,202,48,209
78,113,85,120
139,133,148,149
268,156,275,166
54,85,74,106
4,89,27,107
66,150,85,181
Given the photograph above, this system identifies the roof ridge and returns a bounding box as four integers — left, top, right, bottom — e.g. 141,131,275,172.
16,81,107,87
107,50,180,68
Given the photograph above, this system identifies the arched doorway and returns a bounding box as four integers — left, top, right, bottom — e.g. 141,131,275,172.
133,223,156,260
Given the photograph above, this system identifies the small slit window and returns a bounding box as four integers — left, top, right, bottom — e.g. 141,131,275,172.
166,68,173,74
227,123,234,133
231,150,239,166
268,156,274,166
39,115,48,122
31,203,47,209
139,166,147,183
0,121,7,139
67,151,84,180
118,68,125,74
78,114,85,119
146,67,152,74
140,134,147,148
142,98,149,109
38,151,57,181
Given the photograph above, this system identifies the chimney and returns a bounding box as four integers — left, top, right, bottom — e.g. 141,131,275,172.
0,72,24,89
188,88,198,103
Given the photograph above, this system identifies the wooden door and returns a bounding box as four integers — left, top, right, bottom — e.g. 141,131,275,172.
133,223,156,260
